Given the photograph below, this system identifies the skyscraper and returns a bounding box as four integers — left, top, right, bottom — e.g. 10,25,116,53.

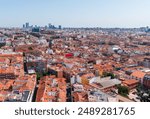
48,23,52,29
58,25,62,29
23,24,25,28
25,22,29,28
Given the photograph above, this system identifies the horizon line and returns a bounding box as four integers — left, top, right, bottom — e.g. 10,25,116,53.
0,26,149,29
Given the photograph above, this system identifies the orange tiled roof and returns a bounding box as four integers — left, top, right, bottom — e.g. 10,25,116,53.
131,71,146,79
123,79,139,85
81,73,95,79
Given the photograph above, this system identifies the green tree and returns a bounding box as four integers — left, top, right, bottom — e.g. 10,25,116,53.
136,84,150,102
103,72,115,79
28,47,33,50
36,72,43,81
43,71,49,76
116,85,129,97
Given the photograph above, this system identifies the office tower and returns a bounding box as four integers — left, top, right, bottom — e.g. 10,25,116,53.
25,22,29,28
48,23,52,29
58,25,62,29
23,24,25,28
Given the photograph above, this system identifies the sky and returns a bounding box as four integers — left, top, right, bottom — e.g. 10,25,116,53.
0,0,150,28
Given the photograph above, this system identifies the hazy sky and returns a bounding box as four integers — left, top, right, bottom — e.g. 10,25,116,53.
0,0,150,27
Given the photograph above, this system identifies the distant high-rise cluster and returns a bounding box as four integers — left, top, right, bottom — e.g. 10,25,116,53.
23,22,30,29
22,22,62,31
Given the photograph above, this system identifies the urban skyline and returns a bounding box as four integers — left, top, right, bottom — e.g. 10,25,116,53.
0,0,150,103
1,0,150,28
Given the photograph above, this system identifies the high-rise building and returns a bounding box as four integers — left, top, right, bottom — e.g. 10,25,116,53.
25,22,29,28
58,25,62,29
48,23,52,29
23,24,25,28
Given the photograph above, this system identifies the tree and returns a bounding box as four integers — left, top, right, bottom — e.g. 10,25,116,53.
28,47,33,50
136,84,150,102
103,72,115,79
116,85,129,97
36,71,50,81
43,71,49,76
36,72,43,81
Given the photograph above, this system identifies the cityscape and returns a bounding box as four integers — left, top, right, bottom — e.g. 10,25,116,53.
0,0,150,102
0,24,150,102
